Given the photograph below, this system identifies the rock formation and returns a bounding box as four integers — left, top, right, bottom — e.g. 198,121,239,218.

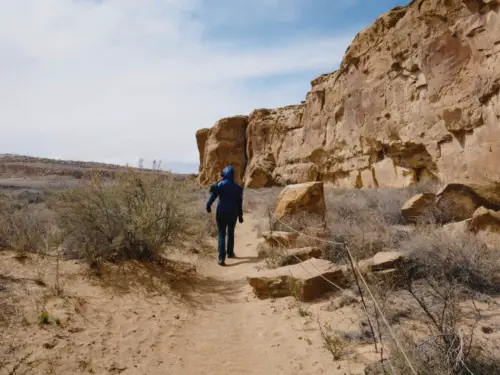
247,258,347,301
197,0,500,188
401,193,437,223
274,182,326,221
436,183,500,222
197,116,248,185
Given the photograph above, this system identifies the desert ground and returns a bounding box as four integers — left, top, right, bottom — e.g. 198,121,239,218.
1,159,500,375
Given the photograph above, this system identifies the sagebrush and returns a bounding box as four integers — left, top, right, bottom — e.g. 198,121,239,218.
55,169,186,265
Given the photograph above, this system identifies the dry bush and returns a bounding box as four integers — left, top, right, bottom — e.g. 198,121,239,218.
319,322,350,360
381,231,500,374
55,169,187,266
0,193,54,253
243,187,281,234
403,231,498,293
181,185,218,243
323,188,418,262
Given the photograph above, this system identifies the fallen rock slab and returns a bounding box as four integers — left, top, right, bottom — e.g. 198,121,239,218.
247,258,346,301
280,247,323,266
468,207,500,249
371,251,408,271
274,182,326,221
401,193,436,223
442,206,500,249
436,183,500,223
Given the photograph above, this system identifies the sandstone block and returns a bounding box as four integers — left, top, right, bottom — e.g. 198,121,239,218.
401,193,436,223
274,182,325,221
247,258,346,301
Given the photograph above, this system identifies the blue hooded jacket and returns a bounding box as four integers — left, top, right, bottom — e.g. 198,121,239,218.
206,166,243,218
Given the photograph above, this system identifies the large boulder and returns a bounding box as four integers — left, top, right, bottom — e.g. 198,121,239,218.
274,182,326,221
197,116,248,186
401,193,436,223
436,183,500,223
442,206,500,249
467,207,500,249
247,258,346,301
371,251,409,271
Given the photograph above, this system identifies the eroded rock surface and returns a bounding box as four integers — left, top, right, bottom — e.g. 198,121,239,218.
197,116,248,185
247,258,346,301
274,182,326,221
436,183,500,222
197,1,500,188
401,193,437,223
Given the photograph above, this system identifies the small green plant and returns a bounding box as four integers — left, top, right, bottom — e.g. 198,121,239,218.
55,318,61,326
38,311,49,326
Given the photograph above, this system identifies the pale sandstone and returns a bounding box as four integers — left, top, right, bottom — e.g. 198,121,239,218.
197,116,248,186
436,183,500,222
401,193,437,223
197,1,500,188
274,182,326,221
247,258,346,301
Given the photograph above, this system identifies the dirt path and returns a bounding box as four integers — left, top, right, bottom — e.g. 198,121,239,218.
147,215,354,375
0,215,371,375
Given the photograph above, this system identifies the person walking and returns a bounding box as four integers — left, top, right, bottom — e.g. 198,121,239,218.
206,166,244,266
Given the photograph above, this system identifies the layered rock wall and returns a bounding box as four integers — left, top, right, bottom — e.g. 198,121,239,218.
197,0,500,188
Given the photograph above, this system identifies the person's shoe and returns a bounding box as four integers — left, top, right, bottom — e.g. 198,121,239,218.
227,253,236,259
218,261,226,266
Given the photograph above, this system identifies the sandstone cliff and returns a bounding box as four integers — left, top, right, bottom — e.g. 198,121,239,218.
197,0,500,188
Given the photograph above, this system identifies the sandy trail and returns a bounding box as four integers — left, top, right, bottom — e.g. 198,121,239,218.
0,214,370,375
151,215,336,375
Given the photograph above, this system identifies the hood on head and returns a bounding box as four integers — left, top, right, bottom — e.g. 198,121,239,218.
221,166,235,181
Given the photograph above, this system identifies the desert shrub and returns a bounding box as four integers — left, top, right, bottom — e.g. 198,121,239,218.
0,193,53,252
319,323,350,360
387,330,500,375
55,169,186,265
15,190,47,205
181,185,218,242
243,187,281,214
243,187,281,234
323,186,448,262
380,231,500,375
402,231,497,293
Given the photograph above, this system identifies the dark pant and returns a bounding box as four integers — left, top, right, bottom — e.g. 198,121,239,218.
216,212,237,263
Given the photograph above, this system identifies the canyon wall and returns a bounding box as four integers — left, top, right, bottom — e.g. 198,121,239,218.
197,0,500,188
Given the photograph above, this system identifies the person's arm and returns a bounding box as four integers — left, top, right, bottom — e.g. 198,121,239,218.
206,184,219,212
237,186,243,222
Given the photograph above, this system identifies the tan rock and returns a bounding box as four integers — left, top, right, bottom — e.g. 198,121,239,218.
247,258,346,301
441,206,500,248
197,116,248,186
436,183,500,223
195,128,210,173
371,251,408,271
280,247,323,266
467,207,500,248
274,182,325,221
197,1,500,188
401,193,436,223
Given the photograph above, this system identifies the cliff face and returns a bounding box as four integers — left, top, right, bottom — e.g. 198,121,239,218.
197,0,500,188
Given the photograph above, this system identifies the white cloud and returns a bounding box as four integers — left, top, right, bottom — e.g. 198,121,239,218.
0,0,355,171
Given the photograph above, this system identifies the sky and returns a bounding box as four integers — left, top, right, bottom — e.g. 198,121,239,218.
0,0,409,174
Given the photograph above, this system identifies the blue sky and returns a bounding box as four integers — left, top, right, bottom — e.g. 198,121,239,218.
0,0,408,173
